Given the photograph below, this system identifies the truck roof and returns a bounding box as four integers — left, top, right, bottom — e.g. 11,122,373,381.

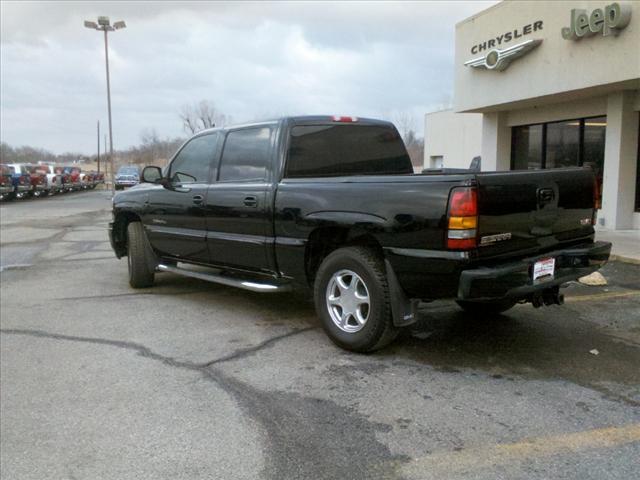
195,115,395,137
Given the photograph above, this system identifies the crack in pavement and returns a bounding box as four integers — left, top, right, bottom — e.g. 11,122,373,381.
0,326,408,479
50,289,216,302
0,327,314,370
201,327,317,367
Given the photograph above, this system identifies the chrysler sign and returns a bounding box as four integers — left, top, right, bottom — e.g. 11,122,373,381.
465,39,542,71
465,20,544,72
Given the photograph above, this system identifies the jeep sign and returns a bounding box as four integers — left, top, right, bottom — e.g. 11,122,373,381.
562,2,632,40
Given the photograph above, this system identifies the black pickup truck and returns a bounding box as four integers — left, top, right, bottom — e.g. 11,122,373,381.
109,116,611,352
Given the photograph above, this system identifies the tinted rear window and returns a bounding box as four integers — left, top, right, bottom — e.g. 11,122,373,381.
285,124,413,178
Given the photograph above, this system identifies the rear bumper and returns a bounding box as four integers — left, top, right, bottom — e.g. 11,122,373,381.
0,186,14,195
457,241,611,301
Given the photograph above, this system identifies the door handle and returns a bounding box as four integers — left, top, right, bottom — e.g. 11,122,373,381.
243,196,258,207
192,194,204,205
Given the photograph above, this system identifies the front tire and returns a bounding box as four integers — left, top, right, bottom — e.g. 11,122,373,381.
456,299,517,316
127,222,155,288
314,247,398,353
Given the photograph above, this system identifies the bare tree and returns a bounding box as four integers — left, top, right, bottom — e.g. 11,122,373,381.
387,111,424,170
180,100,228,134
140,127,160,146
180,104,200,135
391,111,416,143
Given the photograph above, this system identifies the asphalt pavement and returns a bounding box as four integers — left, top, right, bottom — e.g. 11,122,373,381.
1,190,639,479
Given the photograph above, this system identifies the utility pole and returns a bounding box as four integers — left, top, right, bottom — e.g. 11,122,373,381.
103,26,114,193
97,120,100,173
104,134,109,182
84,16,126,195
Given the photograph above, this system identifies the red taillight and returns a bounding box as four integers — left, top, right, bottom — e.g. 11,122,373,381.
447,237,477,250
446,186,478,250
332,115,357,123
449,188,478,217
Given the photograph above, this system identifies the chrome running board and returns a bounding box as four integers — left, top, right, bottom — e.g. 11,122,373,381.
156,264,292,293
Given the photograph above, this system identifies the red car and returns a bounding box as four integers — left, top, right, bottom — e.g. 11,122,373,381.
9,164,48,198
1,164,16,200
61,166,82,191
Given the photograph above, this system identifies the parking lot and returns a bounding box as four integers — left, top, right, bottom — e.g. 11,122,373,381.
1,189,639,479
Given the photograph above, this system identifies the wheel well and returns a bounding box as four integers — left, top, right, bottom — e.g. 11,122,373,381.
112,211,141,257
304,227,383,286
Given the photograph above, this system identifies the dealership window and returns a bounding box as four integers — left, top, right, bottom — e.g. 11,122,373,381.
511,124,543,170
546,120,580,169
636,113,640,212
511,116,606,206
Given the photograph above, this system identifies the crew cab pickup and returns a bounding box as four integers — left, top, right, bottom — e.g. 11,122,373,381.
109,116,611,352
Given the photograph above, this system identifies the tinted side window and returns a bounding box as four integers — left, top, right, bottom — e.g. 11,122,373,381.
285,124,413,178
218,127,273,182
169,133,219,183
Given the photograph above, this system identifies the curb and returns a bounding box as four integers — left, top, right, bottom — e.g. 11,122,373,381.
609,254,640,265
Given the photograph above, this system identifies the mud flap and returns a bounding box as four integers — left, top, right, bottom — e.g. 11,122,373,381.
140,224,160,272
385,259,418,327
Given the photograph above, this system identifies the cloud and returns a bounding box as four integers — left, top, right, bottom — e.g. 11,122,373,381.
0,0,496,154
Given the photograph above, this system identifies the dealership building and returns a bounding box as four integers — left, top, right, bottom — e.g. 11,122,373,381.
424,0,640,230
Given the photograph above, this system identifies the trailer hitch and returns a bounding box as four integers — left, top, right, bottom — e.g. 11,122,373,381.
529,286,564,308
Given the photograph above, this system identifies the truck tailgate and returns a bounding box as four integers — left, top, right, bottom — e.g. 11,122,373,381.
474,168,595,259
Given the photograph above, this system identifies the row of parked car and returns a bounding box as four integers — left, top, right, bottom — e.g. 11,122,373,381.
0,163,105,201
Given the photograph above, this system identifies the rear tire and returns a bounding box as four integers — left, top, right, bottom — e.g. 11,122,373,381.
456,299,517,316
127,222,155,288
314,247,398,353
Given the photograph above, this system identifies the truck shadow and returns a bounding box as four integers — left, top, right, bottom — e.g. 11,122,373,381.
388,303,640,404
152,272,318,327
152,272,639,405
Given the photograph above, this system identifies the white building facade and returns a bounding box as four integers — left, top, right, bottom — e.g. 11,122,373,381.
424,0,640,230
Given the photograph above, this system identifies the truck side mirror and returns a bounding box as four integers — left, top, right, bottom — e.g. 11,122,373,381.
141,166,163,183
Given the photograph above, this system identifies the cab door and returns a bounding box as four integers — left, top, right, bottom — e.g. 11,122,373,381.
143,132,220,263
205,126,275,273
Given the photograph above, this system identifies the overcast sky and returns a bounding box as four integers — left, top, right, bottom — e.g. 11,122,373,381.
1,0,496,155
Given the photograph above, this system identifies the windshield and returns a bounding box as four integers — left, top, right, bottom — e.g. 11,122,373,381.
23,165,39,174
118,167,139,175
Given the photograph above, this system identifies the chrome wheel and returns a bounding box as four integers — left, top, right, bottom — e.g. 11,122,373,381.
326,269,370,333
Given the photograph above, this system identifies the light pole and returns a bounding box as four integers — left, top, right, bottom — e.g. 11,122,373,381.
84,16,126,195
97,120,100,174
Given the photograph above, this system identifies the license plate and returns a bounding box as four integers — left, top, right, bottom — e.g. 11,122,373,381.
533,257,555,281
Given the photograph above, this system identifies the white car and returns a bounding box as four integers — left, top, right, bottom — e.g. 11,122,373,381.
35,164,64,195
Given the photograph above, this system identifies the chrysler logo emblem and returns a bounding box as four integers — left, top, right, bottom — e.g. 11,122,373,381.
464,39,542,71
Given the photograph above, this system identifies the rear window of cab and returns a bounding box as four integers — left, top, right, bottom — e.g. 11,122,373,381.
285,124,413,178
